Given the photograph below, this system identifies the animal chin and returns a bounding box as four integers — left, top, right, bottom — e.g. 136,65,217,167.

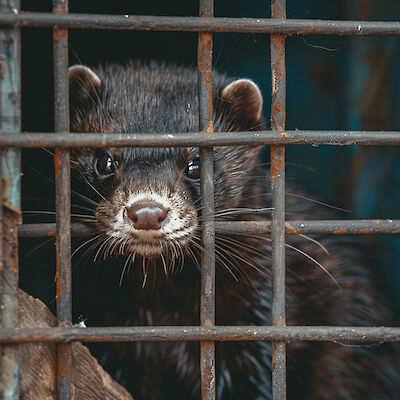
127,241,164,258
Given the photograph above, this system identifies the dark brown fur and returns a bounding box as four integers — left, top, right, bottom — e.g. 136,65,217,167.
68,62,399,400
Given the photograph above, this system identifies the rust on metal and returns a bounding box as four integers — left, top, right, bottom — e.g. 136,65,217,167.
272,97,283,116
358,228,373,234
0,0,21,397
198,32,213,128
54,148,62,178
53,0,72,398
205,120,213,133
0,325,399,343
270,0,287,399
270,145,285,177
271,37,286,92
16,219,400,239
53,28,68,41
198,1,215,399
272,316,285,327
55,257,61,299
3,130,400,147
272,2,286,20
3,13,400,36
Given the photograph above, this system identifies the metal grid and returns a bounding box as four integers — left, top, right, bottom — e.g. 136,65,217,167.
0,0,400,399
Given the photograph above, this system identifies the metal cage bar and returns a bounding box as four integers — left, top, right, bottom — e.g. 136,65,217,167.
0,325,399,343
0,1,21,398
198,1,216,399
2,13,400,36
270,1,287,398
16,219,400,238
53,0,72,398
1,130,400,147
0,2,399,400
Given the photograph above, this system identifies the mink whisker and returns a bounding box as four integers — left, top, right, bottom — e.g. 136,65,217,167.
298,233,329,255
216,235,272,261
20,237,54,261
72,234,102,258
286,193,350,213
142,258,149,288
79,174,106,201
214,207,273,215
168,241,177,272
119,252,133,287
108,237,124,259
186,243,201,271
285,243,341,290
73,237,103,270
160,252,168,277
23,210,96,220
71,191,99,208
93,236,114,262
71,204,96,214
215,240,270,279
215,245,261,292
126,251,136,277
213,246,239,282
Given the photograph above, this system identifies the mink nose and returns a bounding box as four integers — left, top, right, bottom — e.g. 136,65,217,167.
126,201,168,230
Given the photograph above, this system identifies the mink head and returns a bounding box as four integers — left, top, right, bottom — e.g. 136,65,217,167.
69,62,263,259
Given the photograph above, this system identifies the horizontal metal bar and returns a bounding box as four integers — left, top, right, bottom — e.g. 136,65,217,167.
17,220,400,238
0,13,400,35
216,220,400,235
0,326,398,343
1,131,400,148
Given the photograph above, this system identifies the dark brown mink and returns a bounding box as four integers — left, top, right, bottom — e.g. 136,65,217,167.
67,62,399,400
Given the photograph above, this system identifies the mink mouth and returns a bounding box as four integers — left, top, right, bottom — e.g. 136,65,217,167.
106,235,194,259
126,240,164,258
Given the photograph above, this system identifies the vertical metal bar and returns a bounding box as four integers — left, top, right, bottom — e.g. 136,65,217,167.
0,0,21,398
53,0,72,398
198,1,215,400
270,0,286,399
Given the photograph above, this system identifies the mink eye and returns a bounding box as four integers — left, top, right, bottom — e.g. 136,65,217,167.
95,152,117,178
184,157,200,180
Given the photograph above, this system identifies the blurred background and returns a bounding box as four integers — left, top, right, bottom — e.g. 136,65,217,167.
20,0,400,315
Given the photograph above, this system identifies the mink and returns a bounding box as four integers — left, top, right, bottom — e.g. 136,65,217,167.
66,62,399,400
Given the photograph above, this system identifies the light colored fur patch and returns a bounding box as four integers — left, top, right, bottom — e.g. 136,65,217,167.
105,188,197,257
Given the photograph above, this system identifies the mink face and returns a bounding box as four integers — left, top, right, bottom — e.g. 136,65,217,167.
69,63,263,259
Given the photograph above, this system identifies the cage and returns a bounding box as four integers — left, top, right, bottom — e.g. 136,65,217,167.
0,0,399,399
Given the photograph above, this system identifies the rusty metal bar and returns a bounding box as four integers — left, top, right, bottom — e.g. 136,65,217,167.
270,0,286,398
0,0,21,398
53,0,72,398
1,13,400,36
0,326,399,343
17,219,400,238
216,220,400,234
198,1,215,399
2,130,400,147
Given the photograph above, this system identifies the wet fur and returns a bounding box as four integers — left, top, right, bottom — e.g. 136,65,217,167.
68,62,399,399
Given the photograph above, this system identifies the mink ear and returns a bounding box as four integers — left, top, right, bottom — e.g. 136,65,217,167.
68,65,102,120
218,79,263,131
